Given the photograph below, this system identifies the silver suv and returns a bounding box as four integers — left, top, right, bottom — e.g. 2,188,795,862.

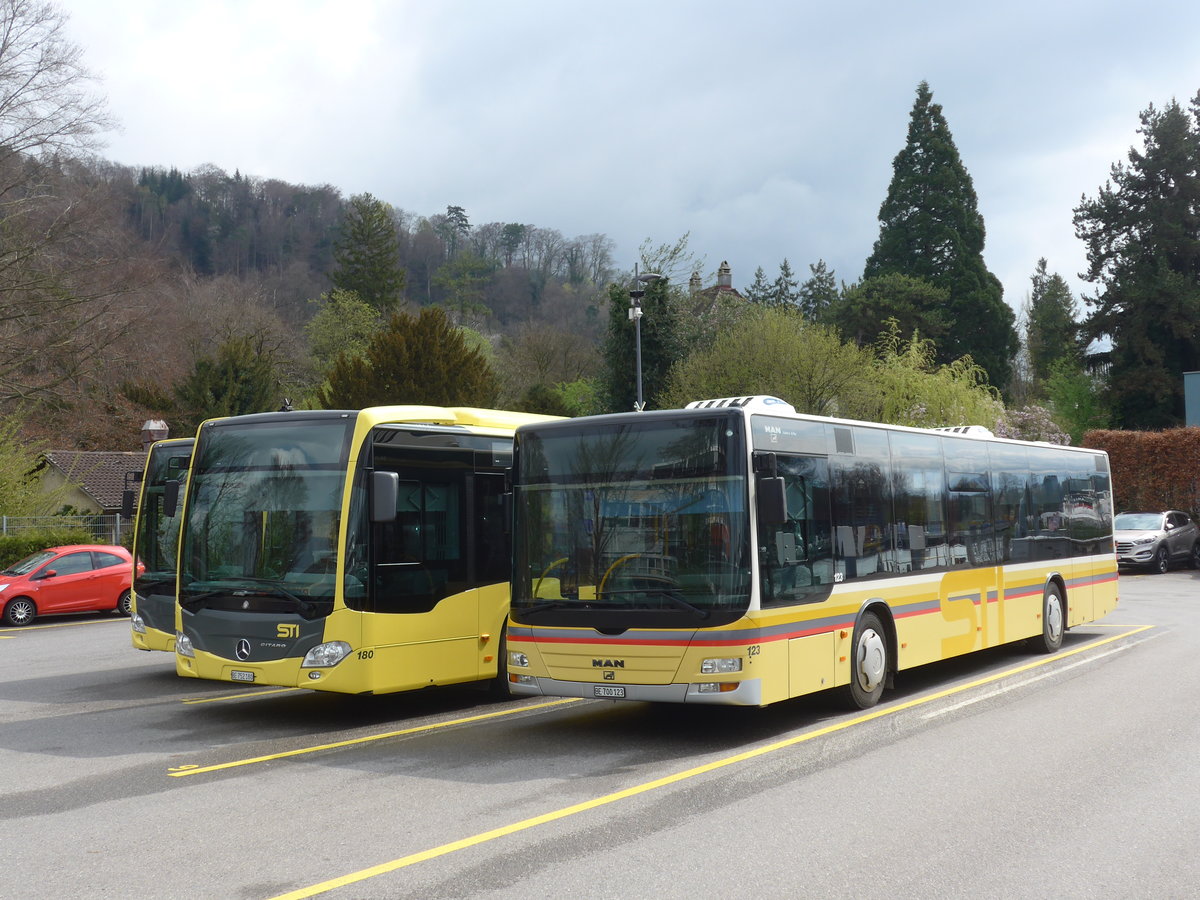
1114,510,1200,573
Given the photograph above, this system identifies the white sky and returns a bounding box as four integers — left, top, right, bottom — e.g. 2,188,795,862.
62,0,1200,317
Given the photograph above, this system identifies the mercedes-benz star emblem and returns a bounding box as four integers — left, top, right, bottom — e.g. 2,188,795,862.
235,639,252,661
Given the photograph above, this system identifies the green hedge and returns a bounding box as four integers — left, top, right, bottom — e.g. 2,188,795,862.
0,529,98,570
1083,427,1200,518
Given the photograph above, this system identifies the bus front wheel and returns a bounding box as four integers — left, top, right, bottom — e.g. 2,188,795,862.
1030,583,1065,654
843,611,887,709
490,629,511,699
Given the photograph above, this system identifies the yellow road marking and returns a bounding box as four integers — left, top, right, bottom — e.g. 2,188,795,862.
169,697,581,777
269,625,1153,900
0,618,121,633
182,688,303,705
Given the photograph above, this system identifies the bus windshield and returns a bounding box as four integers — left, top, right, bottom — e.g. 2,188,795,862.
178,416,354,618
134,443,189,597
512,413,750,626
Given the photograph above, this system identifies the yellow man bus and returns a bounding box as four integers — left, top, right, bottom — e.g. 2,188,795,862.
130,437,194,652
507,396,1118,708
174,406,557,694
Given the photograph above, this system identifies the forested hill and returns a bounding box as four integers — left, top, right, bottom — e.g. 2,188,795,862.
123,163,618,328
9,155,617,450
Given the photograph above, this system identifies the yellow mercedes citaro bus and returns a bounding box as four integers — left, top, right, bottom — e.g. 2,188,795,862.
174,406,558,694
507,396,1118,708
130,437,194,652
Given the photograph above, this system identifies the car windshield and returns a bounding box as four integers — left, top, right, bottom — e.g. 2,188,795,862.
1114,513,1165,531
178,416,353,616
512,413,751,623
3,550,56,576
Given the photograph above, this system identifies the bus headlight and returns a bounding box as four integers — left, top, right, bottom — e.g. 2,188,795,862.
176,632,194,658
509,650,530,668
701,657,743,674
131,614,146,634
301,641,352,668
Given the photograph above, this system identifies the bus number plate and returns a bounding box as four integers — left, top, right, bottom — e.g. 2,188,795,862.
230,670,255,683
593,685,625,699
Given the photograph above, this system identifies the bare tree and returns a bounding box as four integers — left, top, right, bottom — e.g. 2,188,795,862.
0,0,112,165
0,0,138,408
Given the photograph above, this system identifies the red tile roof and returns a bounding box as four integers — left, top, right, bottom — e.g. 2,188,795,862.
41,451,144,511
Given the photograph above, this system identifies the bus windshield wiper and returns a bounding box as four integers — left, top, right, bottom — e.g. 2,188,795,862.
180,581,322,618
597,588,711,619
521,598,577,615
179,589,225,612
229,583,321,618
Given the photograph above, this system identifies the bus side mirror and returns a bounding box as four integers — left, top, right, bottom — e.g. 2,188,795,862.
163,481,180,518
121,489,135,520
372,471,399,523
758,476,787,526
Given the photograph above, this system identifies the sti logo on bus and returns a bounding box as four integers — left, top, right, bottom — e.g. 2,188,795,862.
277,623,300,638
593,659,625,668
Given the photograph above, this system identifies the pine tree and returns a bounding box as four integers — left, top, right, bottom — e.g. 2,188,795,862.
864,81,1018,389
317,307,497,409
1024,258,1080,386
770,259,800,308
175,335,279,428
1074,93,1200,428
745,266,771,304
438,205,471,258
330,193,405,313
798,260,839,321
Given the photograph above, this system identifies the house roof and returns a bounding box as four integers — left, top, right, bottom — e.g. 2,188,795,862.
42,451,144,510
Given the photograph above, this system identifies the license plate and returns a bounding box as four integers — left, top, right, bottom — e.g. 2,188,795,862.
593,685,626,699
230,670,256,683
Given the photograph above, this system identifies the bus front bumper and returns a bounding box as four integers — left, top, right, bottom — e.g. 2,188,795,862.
131,623,175,653
509,675,763,706
175,648,361,692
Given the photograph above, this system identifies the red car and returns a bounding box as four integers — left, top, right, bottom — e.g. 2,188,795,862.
0,544,143,627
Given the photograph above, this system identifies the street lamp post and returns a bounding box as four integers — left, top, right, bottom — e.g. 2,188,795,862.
628,271,663,411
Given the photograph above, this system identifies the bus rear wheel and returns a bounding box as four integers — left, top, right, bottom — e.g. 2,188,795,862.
843,611,887,709
1030,583,1065,653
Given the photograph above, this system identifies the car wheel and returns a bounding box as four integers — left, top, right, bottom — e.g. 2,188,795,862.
116,589,133,617
1030,583,1065,653
841,611,888,709
3,597,36,627
1152,546,1169,574
1190,542,1200,570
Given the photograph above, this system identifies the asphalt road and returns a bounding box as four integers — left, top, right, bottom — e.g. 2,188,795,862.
1,569,1196,899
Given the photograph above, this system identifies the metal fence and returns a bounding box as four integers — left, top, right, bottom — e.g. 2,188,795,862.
0,514,127,545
